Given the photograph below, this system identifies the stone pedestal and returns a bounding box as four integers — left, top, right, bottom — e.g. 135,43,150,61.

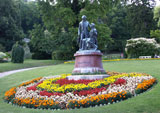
72,50,106,74
67,75,109,80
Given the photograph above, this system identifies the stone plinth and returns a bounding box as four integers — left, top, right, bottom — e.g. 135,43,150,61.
72,50,106,74
67,75,109,80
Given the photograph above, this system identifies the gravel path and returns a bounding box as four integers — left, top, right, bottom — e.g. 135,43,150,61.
0,66,49,78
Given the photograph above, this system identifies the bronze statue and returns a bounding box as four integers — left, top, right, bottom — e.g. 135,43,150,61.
78,15,90,50
83,23,98,50
78,15,98,50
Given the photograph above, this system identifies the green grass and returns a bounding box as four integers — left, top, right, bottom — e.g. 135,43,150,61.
0,60,160,113
0,59,63,72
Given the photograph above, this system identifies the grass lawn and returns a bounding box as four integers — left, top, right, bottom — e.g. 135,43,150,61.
0,59,63,72
0,60,160,113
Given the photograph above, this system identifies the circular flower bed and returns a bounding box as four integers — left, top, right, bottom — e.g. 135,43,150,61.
4,72,157,110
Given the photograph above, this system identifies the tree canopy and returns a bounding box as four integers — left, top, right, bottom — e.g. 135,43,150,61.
0,0,159,59
0,0,24,51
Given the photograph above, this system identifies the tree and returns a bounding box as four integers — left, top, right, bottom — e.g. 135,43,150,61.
150,30,160,43
150,5,160,44
106,4,130,53
126,0,156,38
29,24,54,59
154,5,160,27
36,0,121,56
20,0,42,37
0,0,24,51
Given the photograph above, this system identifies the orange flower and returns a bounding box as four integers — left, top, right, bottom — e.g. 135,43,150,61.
136,78,156,90
4,87,16,97
34,105,39,107
18,77,42,87
42,103,47,106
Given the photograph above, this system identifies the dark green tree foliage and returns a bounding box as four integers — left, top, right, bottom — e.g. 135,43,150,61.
126,0,156,38
20,1,42,37
0,0,24,51
106,4,130,52
154,5,160,27
33,0,120,59
11,42,24,63
29,24,53,59
150,5,160,44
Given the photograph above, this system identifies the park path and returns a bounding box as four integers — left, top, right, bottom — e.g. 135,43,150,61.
0,66,48,78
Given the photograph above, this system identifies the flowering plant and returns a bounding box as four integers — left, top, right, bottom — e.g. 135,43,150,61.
67,91,132,109
4,87,16,103
125,37,160,58
136,78,157,94
4,72,157,110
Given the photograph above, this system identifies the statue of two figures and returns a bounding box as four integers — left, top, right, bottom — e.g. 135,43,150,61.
78,15,98,51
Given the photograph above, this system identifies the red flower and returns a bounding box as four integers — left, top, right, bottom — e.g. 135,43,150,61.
73,87,107,96
39,90,64,97
27,81,43,91
54,79,99,86
27,85,37,91
113,78,126,85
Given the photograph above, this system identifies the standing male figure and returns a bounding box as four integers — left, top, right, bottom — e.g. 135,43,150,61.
78,15,90,50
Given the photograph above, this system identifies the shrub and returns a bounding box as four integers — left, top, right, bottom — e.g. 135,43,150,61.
52,50,73,60
125,37,160,58
11,43,25,63
0,52,7,62
32,52,51,60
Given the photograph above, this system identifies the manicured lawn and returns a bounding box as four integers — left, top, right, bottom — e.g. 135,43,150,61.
0,59,63,72
0,60,160,113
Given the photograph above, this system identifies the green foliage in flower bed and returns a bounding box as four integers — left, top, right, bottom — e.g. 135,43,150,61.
67,92,133,109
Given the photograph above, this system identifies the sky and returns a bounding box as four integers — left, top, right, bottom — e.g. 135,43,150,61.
156,0,160,6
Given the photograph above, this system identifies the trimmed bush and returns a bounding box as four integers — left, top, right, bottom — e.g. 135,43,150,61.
11,43,25,63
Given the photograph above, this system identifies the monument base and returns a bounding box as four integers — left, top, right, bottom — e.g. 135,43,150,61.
72,50,106,74
67,74,109,80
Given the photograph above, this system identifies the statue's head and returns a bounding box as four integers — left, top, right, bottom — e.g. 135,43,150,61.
91,23,95,28
82,15,87,21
